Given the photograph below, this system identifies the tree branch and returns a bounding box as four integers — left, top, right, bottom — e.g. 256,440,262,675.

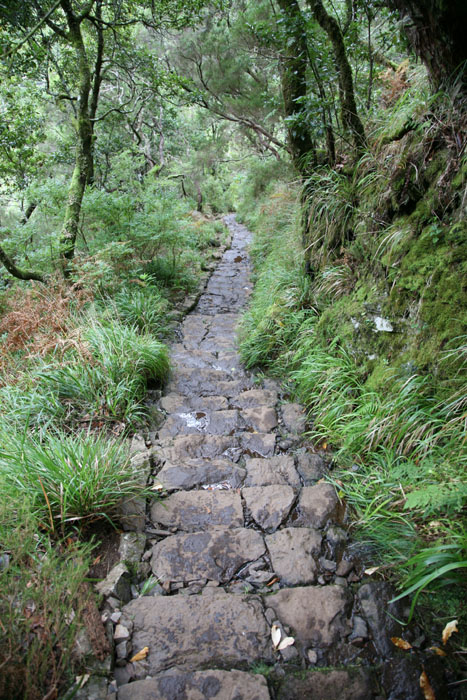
0,241,45,282
1,0,63,59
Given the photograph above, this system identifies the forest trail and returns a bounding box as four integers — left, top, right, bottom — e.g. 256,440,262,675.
110,217,409,699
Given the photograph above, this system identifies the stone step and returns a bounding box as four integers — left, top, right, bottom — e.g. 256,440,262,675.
155,432,276,463
155,457,245,491
119,591,274,676
244,456,300,488
116,670,271,700
150,490,244,531
167,368,252,397
150,527,265,583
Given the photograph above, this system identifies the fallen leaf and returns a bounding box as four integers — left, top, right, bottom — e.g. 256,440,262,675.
278,636,295,651
420,670,435,700
442,620,458,645
75,674,90,688
391,637,412,650
364,566,380,576
267,577,280,586
322,442,327,450
130,646,149,662
271,625,281,649
428,646,446,657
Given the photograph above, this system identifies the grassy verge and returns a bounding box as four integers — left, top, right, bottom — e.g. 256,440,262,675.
238,177,466,641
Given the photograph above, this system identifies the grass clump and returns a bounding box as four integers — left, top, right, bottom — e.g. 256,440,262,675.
0,430,148,534
0,495,94,700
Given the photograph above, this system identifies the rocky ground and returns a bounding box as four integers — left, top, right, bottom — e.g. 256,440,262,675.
93,216,443,700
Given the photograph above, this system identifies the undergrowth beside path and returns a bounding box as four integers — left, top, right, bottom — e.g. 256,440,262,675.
238,170,466,666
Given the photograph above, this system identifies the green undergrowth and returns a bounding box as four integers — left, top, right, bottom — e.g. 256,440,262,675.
0,494,94,700
238,120,466,631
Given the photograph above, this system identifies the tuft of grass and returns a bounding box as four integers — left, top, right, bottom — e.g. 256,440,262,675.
111,284,171,336
0,494,93,700
0,430,149,534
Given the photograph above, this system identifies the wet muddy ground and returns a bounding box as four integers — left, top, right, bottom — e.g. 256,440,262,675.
106,215,444,700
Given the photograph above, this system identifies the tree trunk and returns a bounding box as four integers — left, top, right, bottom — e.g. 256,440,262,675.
307,0,366,153
385,0,467,91
0,242,44,282
276,0,316,176
58,0,93,273
88,0,104,184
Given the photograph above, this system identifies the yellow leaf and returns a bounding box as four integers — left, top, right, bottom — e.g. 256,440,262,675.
391,637,412,650
278,636,295,651
420,670,436,700
130,646,149,662
271,625,281,649
442,620,458,645
364,566,380,576
428,646,446,657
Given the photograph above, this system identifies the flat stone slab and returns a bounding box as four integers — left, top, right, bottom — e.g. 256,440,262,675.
294,483,338,528
171,347,219,370
167,368,232,396
239,432,276,458
150,528,265,583
231,389,278,408
158,410,241,438
121,591,274,674
244,456,300,488
265,586,351,647
156,435,239,462
155,458,245,491
117,671,271,700
150,491,243,531
243,486,295,532
280,403,307,434
266,528,321,585
241,406,278,432
295,451,327,485
277,670,374,700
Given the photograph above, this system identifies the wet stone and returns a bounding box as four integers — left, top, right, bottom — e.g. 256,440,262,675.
120,591,274,675
294,483,339,528
150,528,265,583
277,669,374,700
280,403,307,435
241,406,278,432
243,486,295,532
295,451,327,485
150,490,243,532
266,528,321,586
167,368,232,396
158,409,241,438
116,671,271,700
155,458,245,491
231,389,278,408
156,434,239,462
239,432,276,458
244,456,300,488
265,586,351,648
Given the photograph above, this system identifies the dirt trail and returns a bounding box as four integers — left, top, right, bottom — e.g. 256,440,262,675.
109,216,424,700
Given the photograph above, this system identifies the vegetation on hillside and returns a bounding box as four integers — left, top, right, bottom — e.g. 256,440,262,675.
0,0,465,695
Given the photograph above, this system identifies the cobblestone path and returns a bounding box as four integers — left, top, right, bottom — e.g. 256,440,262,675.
110,216,422,700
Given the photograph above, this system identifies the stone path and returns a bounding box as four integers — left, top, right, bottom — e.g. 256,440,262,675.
108,216,428,700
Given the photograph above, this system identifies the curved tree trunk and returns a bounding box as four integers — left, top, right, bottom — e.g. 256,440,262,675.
307,0,366,153
0,242,44,282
